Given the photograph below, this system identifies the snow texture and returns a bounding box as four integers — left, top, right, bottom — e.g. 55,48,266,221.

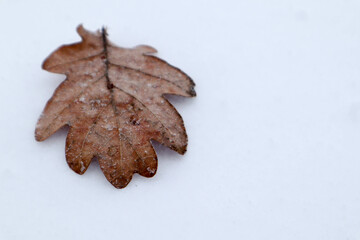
1,0,360,239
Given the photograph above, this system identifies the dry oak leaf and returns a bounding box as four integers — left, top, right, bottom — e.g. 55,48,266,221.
35,25,196,189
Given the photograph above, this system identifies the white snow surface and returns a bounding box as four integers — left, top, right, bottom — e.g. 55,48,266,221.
1,0,360,239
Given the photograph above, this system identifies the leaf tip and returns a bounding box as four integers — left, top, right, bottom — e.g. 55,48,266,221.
41,57,51,70
34,125,45,141
76,24,101,40
110,176,132,189
135,45,158,54
76,24,86,37
70,165,87,175
35,133,45,142
175,144,187,155
188,86,197,97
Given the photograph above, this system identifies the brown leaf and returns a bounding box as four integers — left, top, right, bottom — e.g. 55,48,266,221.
35,25,196,189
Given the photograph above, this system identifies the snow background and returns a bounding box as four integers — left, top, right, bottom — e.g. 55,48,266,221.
1,0,360,239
